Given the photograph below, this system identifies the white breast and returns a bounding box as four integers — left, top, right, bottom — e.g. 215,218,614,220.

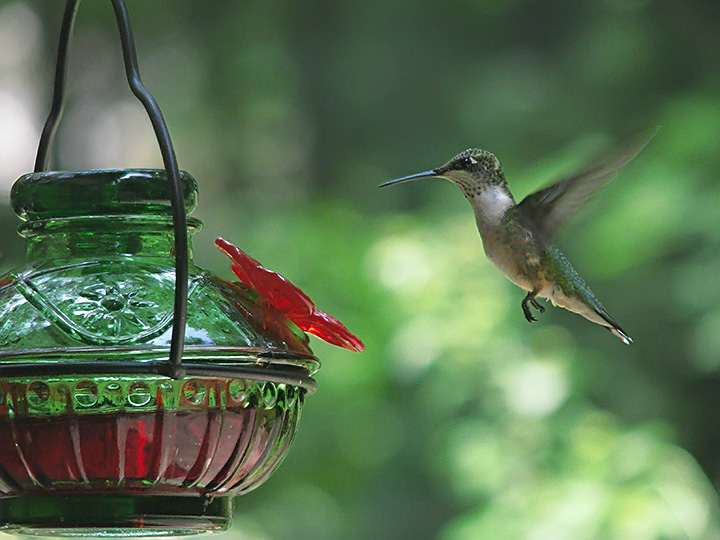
474,186,514,226
469,186,535,292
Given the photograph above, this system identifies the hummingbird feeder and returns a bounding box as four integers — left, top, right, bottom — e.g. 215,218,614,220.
0,0,362,536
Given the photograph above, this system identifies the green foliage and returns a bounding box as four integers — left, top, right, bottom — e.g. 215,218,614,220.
220,204,720,540
3,0,720,538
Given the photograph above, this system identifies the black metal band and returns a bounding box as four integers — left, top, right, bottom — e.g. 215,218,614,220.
33,0,188,380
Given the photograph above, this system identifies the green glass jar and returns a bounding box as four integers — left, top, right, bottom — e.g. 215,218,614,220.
0,169,319,536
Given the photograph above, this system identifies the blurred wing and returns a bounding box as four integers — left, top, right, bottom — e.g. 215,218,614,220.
516,128,657,239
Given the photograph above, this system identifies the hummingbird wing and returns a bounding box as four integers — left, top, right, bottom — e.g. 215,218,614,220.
515,128,656,239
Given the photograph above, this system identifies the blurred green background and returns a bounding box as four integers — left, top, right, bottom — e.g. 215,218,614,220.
2,0,720,539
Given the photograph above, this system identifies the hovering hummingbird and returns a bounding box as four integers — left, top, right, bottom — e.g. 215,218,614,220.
380,130,656,344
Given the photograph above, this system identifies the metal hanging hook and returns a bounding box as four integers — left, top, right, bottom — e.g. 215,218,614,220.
34,0,188,379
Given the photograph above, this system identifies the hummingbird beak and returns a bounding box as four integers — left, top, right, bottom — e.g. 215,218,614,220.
379,169,439,188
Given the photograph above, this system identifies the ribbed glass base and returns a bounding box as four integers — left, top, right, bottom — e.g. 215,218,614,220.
0,494,232,537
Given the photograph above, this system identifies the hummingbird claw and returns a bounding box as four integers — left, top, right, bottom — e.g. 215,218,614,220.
522,291,544,323
522,300,537,322
531,298,545,314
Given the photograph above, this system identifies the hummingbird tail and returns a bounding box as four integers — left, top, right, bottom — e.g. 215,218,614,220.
607,325,632,345
594,308,632,345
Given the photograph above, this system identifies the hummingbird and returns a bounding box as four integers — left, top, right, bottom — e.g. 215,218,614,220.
380,130,656,344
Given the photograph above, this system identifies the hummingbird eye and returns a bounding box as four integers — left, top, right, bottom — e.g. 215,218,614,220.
456,157,476,169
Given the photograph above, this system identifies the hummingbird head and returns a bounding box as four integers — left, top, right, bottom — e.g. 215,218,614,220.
435,149,506,192
381,148,516,226
380,148,507,198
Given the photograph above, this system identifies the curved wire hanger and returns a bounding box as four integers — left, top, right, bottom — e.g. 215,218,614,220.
34,0,188,380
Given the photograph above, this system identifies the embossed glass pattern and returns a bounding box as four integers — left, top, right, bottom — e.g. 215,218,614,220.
0,170,319,536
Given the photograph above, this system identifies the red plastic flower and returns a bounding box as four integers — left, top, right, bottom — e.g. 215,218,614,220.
216,238,364,352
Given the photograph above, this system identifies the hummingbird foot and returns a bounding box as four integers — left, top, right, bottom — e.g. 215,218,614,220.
522,290,544,323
